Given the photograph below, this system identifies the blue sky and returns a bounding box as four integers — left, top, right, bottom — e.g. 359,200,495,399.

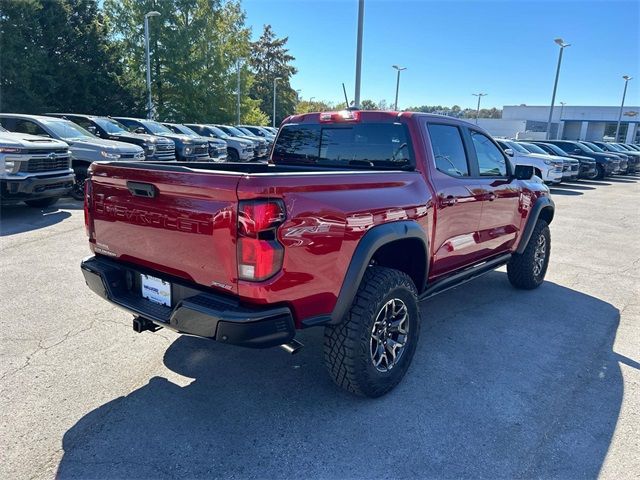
243,0,640,109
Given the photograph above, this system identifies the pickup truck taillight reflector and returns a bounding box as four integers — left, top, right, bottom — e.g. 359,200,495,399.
84,178,95,241
237,200,285,281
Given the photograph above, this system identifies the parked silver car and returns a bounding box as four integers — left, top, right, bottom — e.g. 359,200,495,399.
0,114,144,199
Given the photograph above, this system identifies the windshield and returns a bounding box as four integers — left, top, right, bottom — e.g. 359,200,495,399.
94,118,128,134
582,141,605,152
505,141,529,154
272,122,414,170
519,142,547,154
222,126,246,137
607,143,624,151
237,127,255,136
207,126,229,139
170,124,199,137
140,120,173,135
540,143,567,156
43,119,94,140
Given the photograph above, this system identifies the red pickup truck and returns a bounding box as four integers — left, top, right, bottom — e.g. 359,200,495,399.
81,110,554,397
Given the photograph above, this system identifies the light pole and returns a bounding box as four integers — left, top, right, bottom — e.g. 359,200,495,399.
558,101,566,139
354,0,364,108
392,65,406,111
144,11,161,120
272,77,282,127
615,75,633,142
472,93,487,124
545,38,571,139
236,58,243,124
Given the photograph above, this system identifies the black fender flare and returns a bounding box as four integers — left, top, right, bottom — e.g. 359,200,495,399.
516,196,555,254
302,220,429,327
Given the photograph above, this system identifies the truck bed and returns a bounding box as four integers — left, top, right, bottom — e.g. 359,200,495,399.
86,160,429,322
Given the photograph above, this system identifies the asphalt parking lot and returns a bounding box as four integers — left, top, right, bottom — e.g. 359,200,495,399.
1,176,639,479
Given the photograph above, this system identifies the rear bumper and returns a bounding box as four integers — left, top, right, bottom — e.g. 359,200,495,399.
80,255,295,348
1,173,74,202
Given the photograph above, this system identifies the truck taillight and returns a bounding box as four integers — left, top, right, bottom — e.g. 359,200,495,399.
237,200,285,281
84,178,95,241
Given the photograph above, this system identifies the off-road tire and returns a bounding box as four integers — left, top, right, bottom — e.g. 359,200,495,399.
24,197,59,208
323,266,420,398
507,219,550,289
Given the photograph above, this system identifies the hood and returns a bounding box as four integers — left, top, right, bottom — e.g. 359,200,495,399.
556,156,579,164
526,153,563,163
69,137,143,153
157,133,207,145
567,154,595,162
109,131,166,145
229,136,254,146
0,131,69,149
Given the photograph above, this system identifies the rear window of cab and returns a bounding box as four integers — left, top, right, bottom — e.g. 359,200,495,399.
272,122,415,170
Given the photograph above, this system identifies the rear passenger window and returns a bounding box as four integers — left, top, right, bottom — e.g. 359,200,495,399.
470,131,508,177
427,124,469,177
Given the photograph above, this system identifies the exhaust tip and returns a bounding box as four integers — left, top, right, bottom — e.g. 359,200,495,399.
280,339,304,355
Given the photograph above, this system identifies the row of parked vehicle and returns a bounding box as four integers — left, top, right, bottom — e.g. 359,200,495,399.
0,112,279,205
494,138,640,183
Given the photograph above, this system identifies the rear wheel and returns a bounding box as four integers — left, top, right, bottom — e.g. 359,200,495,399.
507,219,550,290
24,197,59,208
323,266,420,397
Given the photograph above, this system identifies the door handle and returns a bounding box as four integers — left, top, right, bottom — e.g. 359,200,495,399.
440,195,458,206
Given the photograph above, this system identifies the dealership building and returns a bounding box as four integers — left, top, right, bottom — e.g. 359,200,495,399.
478,105,640,142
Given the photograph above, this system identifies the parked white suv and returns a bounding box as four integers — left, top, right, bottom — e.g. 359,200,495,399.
496,139,563,184
0,126,74,207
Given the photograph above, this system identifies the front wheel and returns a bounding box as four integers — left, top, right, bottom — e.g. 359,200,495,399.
227,148,239,162
594,164,606,180
71,166,88,201
507,219,550,290
324,266,420,397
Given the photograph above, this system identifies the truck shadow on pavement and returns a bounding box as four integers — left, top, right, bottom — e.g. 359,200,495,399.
57,272,627,479
0,198,81,236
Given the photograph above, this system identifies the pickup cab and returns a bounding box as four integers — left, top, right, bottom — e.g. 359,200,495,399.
495,139,563,184
81,111,554,397
113,117,209,162
0,114,145,200
46,114,177,162
1,126,74,207
545,140,619,179
185,124,254,162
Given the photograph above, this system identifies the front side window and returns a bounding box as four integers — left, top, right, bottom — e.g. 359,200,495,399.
470,130,507,177
427,124,469,177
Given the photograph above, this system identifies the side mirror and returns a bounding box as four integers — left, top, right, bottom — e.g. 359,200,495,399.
87,126,97,135
134,127,146,134
504,148,514,157
513,164,534,180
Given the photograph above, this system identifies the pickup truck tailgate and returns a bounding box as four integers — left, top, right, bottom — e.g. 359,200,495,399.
88,164,239,293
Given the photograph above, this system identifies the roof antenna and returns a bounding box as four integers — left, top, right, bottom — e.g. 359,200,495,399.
342,83,350,109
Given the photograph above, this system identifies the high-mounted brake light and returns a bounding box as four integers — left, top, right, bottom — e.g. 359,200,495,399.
319,110,360,123
237,200,285,281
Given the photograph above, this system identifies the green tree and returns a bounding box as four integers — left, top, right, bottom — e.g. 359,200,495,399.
249,24,297,125
0,0,138,114
103,0,258,123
